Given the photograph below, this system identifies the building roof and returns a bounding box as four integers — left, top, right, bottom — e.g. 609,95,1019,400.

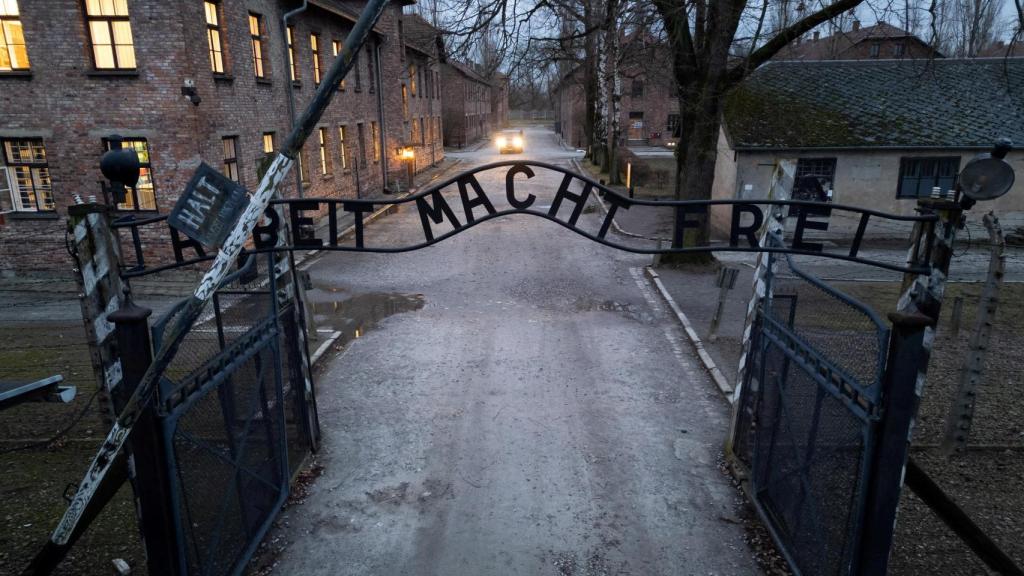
775,21,939,61
403,13,440,58
723,58,1024,150
443,59,493,85
309,0,395,36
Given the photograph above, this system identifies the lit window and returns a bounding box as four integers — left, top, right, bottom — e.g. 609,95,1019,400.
262,132,274,154
311,33,321,86
338,126,347,170
371,122,380,163
332,40,345,90
287,25,298,82
249,13,265,79
318,127,331,175
104,138,156,211
85,0,135,70
410,117,420,143
409,64,417,96
205,1,225,74
222,136,239,182
2,139,53,212
298,146,309,183
401,84,408,117
0,0,29,71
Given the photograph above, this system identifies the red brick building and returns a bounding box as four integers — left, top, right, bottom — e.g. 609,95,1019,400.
440,60,493,147
0,0,443,277
555,53,679,150
774,21,941,61
401,13,444,172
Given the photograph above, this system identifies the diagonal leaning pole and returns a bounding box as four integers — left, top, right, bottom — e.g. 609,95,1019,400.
24,1,390,572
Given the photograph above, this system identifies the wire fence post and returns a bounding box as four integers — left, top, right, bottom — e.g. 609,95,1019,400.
856,199,961,574
68,202,126,427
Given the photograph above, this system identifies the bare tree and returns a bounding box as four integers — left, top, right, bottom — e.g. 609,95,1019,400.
927,0,1007,55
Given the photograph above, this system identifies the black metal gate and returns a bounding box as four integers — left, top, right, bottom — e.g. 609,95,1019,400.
733,232,890,575
149,253,316,575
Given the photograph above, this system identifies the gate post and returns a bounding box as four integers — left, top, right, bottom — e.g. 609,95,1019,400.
69,201,180,575
856,199,961,574
108,302,181,576
68,202,126,425
727,160,794,457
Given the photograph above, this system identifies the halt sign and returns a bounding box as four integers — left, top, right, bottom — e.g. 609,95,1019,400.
168,163,250,248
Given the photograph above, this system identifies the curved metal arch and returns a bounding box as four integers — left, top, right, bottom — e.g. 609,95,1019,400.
115,160,939,278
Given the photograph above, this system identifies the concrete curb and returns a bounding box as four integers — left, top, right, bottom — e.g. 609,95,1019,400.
568,157,667,243
644,266,735,401
310,330,343,365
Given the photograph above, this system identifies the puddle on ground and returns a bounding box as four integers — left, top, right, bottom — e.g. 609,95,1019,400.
309,290,425,346
573,298,653,324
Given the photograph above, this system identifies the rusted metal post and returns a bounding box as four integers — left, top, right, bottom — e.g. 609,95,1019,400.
941,212,1005,454
856,198,960,575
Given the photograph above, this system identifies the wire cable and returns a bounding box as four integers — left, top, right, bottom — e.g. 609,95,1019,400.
0,386,101,456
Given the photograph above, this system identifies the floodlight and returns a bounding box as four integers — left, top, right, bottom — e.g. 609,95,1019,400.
959,139,1015,207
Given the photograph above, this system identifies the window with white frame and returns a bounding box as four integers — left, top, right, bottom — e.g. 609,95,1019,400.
2,138,53,212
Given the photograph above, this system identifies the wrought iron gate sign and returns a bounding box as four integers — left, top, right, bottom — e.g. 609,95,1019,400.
115,161,936,278
168,162,250,248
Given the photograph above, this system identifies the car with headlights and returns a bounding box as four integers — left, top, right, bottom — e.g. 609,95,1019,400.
495,130,524,154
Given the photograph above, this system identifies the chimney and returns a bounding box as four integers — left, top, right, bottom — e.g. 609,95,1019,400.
813,31,820,40
852,20,861,31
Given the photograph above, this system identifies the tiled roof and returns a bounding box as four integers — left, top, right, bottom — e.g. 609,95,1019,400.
724,58,1024,149
403,13,440,56
444,60,493,85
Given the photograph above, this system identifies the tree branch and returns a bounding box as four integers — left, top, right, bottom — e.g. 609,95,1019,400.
733,0,867,83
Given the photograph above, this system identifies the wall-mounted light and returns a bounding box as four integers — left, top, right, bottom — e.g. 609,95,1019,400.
181,79,201,106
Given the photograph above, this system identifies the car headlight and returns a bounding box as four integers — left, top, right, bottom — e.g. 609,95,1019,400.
496,137,507,147
512,137,523,147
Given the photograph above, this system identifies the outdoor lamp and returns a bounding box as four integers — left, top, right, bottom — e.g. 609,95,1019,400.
958,139,1015,208
100,134,141,205
401,147,415,161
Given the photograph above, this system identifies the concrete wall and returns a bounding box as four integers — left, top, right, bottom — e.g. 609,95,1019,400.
711,128,1024,239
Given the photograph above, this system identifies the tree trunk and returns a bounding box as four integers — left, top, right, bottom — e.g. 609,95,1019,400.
582,1,599,161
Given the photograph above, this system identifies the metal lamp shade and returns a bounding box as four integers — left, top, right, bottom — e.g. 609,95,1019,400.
959,155,1015,201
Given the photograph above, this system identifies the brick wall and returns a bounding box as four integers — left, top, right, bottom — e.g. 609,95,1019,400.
0,0,439,277
440,62,493,147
